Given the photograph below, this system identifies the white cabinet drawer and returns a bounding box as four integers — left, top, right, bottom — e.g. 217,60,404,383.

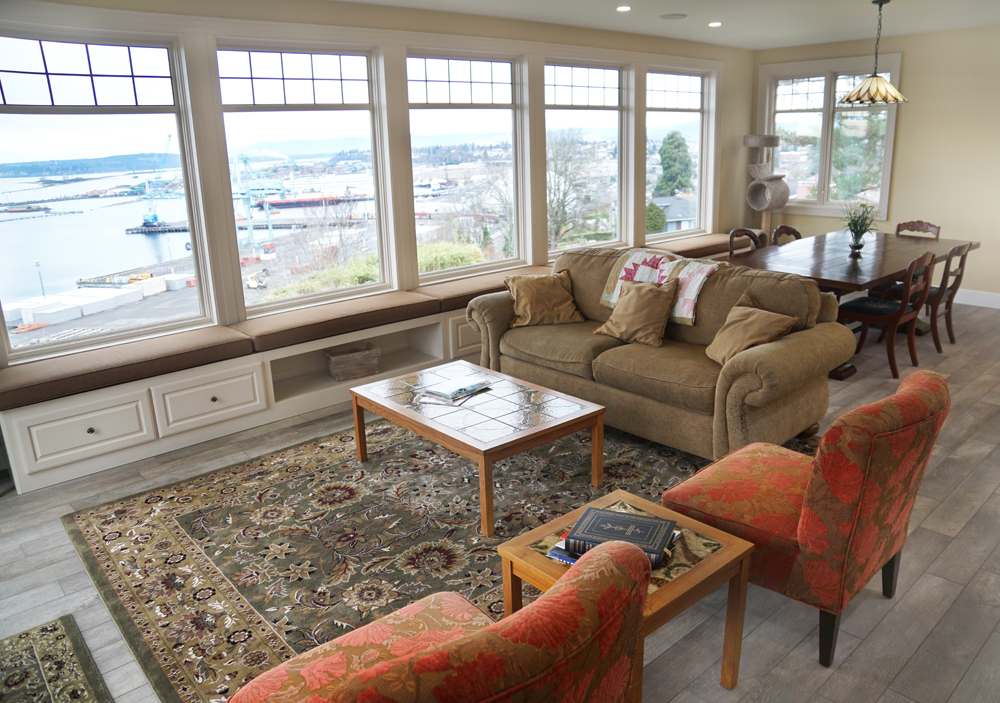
13,390,155,474
151,361,266,436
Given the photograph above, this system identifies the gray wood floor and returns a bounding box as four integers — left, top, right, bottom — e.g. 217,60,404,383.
1,301,999,703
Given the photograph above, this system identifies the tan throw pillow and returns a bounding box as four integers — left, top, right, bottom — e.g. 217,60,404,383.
505,269,585,328
594,280,679,347
706,304,798,366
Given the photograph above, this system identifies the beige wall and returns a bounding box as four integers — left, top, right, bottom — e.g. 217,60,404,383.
755,24,1000,296
37,0,757,238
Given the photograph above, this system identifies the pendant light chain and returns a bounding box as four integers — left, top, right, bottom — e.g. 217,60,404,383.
873,1,883,75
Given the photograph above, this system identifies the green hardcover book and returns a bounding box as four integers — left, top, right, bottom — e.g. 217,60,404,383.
565,507,676,567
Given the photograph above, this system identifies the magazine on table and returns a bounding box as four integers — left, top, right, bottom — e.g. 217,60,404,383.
421,378,492,402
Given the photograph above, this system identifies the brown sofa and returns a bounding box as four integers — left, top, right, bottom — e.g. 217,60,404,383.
466,247,857,460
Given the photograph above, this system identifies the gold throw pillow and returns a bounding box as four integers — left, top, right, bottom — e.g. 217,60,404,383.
505,269,585,328
706,304,798,366
593,279,679,347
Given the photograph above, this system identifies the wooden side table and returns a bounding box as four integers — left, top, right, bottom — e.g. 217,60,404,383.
498,489,754,701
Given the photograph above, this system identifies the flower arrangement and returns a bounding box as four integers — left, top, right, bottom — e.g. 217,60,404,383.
842,201,878,250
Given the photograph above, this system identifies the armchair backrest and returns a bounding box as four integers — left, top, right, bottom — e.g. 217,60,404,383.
791,371,950,612
333,541,651,702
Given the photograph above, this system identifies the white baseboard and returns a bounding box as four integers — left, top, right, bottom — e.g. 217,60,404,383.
954,289,1000,309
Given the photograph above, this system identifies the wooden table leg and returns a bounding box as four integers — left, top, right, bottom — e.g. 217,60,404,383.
591,415,604,488
720,556,751,689
479,455,494,537
627,637,644,703
828,363,857,381
352,394,367,462
502,556,522,617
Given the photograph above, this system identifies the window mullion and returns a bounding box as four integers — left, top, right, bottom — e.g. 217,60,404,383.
523,54,548,265
626,62,643,248
817,70,838,206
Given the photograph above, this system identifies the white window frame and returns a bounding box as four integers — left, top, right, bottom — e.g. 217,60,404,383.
405,47,526,285
643,66,715,244
214,39,395,318
757,54,901,219
0,25,215,364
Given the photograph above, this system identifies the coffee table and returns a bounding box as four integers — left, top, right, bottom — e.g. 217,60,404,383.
498,489,754,701
350,360,605,537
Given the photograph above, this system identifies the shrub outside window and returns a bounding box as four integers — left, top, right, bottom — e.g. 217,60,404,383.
544,64,621,252
218,49,383,311
0,36,204,357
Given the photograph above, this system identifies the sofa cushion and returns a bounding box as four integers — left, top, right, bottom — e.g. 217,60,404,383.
0,327,253,411
231,291,440,352
413,266,551,312
500,321,625,379
666,266,821,347
593,341,722,414
551,249,623,323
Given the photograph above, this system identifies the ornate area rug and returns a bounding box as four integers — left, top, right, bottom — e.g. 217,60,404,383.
0,615,111,702
64,421,818,703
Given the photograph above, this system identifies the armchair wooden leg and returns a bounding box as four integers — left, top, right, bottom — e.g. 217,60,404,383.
929,301,944,353
797,423,820,439
907,319,919,367
882,551,901,598
945,298,957,344
856,322,870,354
819,610,841,667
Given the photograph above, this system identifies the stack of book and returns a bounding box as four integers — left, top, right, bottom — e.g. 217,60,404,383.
418,378,491,406
547,507,680,567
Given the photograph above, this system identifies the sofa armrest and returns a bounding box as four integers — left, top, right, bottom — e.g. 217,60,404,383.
713,322,857,458
466,292,515,371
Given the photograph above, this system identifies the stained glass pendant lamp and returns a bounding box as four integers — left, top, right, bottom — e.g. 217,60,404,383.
839,0,907,105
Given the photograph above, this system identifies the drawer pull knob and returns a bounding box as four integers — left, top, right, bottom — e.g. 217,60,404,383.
210,396,218,403
87,427,95,434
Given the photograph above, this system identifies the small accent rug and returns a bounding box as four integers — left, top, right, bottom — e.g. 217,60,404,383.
0,615,112,702
63,421,818,703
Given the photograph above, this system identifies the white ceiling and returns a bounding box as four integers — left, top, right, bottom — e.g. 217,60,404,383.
333,0,1000,50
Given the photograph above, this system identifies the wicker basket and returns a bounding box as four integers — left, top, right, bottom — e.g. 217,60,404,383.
324,341,380,381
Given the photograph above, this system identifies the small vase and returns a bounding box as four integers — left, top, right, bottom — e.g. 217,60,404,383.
849,240,865,255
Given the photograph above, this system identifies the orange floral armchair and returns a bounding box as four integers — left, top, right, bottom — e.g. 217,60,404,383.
230,541,652,703
661,370,949,666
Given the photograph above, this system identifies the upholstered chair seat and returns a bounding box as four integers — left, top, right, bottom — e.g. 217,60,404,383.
231,541,652,703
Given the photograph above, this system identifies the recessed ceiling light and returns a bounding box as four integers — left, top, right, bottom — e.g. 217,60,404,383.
708,21,723,27
617,5,631,11
660,13,688,20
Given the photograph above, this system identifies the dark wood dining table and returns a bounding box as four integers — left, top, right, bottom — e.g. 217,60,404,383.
728,230,981,379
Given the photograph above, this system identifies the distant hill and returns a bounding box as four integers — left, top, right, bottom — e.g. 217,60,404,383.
0,153,181,177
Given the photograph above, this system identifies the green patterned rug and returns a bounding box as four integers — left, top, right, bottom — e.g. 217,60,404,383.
63,420,817,703
0,615,111,702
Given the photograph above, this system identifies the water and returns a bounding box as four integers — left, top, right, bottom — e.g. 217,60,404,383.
0,171,193,303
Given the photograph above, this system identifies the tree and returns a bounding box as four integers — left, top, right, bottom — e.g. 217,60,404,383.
653,131,693,197
645,202,666,234
546,129,602,249
829,110,886,202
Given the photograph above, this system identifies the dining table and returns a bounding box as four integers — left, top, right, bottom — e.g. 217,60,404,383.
728,230,981,379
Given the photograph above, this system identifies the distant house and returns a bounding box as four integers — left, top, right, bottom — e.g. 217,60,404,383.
650,195,698,233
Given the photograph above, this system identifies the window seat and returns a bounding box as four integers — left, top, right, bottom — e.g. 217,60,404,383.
0,268,553,412
647,233,750,259
0,327,253,411
412,266,551,311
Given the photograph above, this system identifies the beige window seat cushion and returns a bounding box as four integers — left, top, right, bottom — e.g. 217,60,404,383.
592,341,722,415
647,233,752,259
0,327,254,411
500,321,625,380
232,291,440,352
412,266,551,312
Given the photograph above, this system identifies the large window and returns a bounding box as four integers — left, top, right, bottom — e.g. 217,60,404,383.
645,71,703,236
759,55,900,217
0,36,204,356
407,56,516,277
544,64,621,251
218,49,382,310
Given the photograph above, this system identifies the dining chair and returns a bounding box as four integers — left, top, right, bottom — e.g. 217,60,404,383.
728,228,763,257
896,220,941,239
837,251,936,378
880,243,971,353
661,371,950,667
231,541,651,703
771,224,802,245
